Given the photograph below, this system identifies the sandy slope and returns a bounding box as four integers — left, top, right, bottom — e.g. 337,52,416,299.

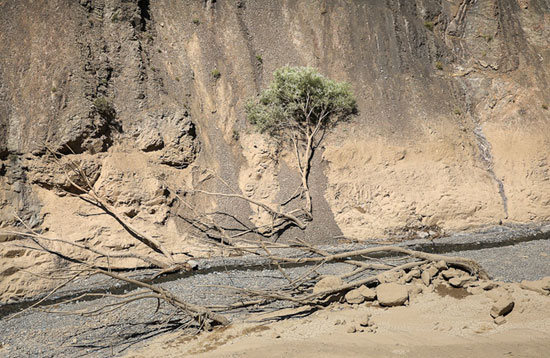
123,283,550,358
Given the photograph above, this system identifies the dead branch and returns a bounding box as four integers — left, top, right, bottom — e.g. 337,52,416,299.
265,246,488,279
8,229,174,270
9,236,230,328
45,146,177,265
6,272,83,321
97,269,230,326
193,189,307,230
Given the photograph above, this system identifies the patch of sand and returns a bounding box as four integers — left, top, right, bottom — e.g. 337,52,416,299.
123,283,550,358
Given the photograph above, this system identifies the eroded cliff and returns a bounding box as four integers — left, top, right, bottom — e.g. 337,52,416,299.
1,0,549,302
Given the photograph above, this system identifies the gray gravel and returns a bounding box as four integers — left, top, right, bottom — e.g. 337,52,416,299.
453,239,550,282
1,223,550,358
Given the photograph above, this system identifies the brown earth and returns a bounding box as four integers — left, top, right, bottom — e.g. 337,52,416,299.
1,0,550,302
122,282,550,358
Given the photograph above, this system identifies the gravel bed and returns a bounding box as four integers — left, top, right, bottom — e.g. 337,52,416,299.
1,223,550,358
453,238,550,282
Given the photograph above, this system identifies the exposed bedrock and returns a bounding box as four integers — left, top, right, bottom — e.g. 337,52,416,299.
1,0,549,301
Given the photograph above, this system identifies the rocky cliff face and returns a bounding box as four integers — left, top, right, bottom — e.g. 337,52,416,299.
1,0,549,302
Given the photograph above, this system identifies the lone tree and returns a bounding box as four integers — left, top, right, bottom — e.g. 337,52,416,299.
246,66,357,217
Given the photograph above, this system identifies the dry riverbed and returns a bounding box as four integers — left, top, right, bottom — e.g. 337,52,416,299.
1,225,550,358
123,281,550,358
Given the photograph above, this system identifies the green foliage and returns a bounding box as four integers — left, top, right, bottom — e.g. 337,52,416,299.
453,108,462,116
232,129,240,141
246,66,357,139
255,55,263,64
211,68,221,80
51,87,57,93
481,34,493,42
192,19,200,25
424,21,434,32
93,97,115,119
435,61,443,70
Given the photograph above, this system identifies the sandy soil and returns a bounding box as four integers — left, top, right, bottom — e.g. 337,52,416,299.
123,283,550,358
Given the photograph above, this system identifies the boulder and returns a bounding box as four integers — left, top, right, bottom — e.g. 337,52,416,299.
377,283,409,307
490,297,514,318
345,288,365,304
313,275,343,294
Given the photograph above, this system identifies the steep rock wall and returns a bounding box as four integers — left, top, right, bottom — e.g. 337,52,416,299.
1,0,550,302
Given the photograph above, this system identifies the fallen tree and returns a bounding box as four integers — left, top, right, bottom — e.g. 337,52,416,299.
4,217,488,328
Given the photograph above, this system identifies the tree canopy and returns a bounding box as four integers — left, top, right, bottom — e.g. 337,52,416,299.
246,66,357,140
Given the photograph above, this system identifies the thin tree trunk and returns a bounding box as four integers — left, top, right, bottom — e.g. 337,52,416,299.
301,135,314,215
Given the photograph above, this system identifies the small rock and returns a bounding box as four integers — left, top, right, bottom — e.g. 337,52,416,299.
494,316,507,325
378,270,404,284
421,271,431,286
359,316,371,327
441,268,460,280
466,286,484,295
490,297,515,318
426,265,439,278
408,285,423,297
359,286,377,301
480,281,498,291
377,283,409,307
347,326,357,334
138,131,164,152
187,260,199,270
449,276,471,288
403,269,421,283
345,289,365,304
334,319,342,326
520,280,550,295
418,231,429,239
313,276,343,294
434,260,448,270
